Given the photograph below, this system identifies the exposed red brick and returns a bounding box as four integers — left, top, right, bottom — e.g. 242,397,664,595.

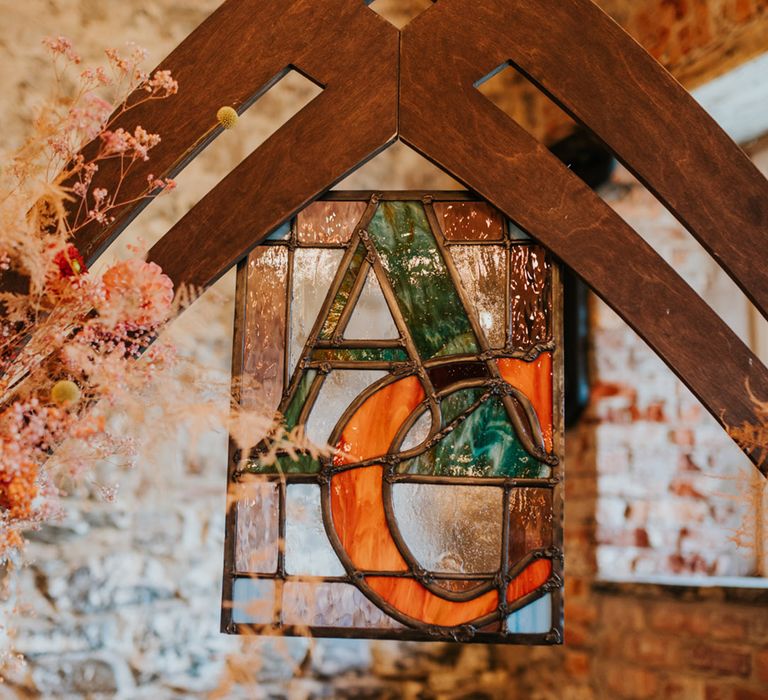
567,600,599,625
565,650,591,679
649,602,691,633
688,644,752,677
603,664,660,699
564,621,591,648
626,633,683,667
710,687,768,700
662,678,706,700
755,648,768,685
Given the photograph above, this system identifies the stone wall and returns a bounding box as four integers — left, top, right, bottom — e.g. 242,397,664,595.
1,1,767,698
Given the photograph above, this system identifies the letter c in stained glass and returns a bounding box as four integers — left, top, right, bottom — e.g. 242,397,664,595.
223,193,563,644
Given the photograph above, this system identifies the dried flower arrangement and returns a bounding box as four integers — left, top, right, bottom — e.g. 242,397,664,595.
0,37,183,556
0,36,332,567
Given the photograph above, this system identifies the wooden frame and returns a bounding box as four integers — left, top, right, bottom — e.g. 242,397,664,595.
15,0,768,474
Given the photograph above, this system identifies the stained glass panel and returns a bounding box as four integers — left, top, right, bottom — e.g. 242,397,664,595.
223,193,563,644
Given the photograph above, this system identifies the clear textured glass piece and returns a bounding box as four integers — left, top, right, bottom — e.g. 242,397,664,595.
285,484,344,576
282,582,401,628
343,269,400,340
297,201,367,245
241,247,287,413
390,484,503,574
506,593,552,634
305,370,388,445
399,409,432,451
449,245,507,349
234,480,279,573
231,578,275,624
290,249,345,374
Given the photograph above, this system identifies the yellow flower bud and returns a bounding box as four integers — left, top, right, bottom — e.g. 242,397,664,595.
216,106,238,130
51,380,81,406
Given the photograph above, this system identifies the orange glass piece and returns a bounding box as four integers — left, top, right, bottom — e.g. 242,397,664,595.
332,376,423,572
366,578,499,627
498,353,554,452
330,374,552,627
507,559,552,602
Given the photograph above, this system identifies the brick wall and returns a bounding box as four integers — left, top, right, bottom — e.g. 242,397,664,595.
594,166,761,579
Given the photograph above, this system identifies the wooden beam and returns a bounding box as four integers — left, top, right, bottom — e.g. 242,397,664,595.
72,0,399,270
21,0,767,475
400,0,768,475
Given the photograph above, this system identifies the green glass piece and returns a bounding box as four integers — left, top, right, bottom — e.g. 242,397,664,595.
245,369,321,474
367,202,479,360
319,243,367,340
399,389,543,478
245,452,321,475
274,452,320,474
311,348,409,362
282,370,318,430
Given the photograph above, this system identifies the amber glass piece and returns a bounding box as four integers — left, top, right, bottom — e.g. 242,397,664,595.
498,353,554,452
427,360,488,391
297,201,367,245
508,488,554,566
509,246,551,350
435,580,493,594
433,201,504,241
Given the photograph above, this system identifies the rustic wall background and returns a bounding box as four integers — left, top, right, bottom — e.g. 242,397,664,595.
0,1,766,698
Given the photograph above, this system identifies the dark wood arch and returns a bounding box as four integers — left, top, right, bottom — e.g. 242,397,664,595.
23,0,768,474
399,0,768,475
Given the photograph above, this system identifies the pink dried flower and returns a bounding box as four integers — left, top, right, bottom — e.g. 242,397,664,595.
146,70,178,97
99,259,174,327
43,36,81,64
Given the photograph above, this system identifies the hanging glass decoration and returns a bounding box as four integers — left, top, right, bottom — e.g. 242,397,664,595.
222,192,563,644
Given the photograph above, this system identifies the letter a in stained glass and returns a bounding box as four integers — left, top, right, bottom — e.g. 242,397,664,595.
223,193,563,644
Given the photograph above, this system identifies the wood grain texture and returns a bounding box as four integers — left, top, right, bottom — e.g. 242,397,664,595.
47,0,767,475
400,1,768,475
412,0,768,318
73,0,399,280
